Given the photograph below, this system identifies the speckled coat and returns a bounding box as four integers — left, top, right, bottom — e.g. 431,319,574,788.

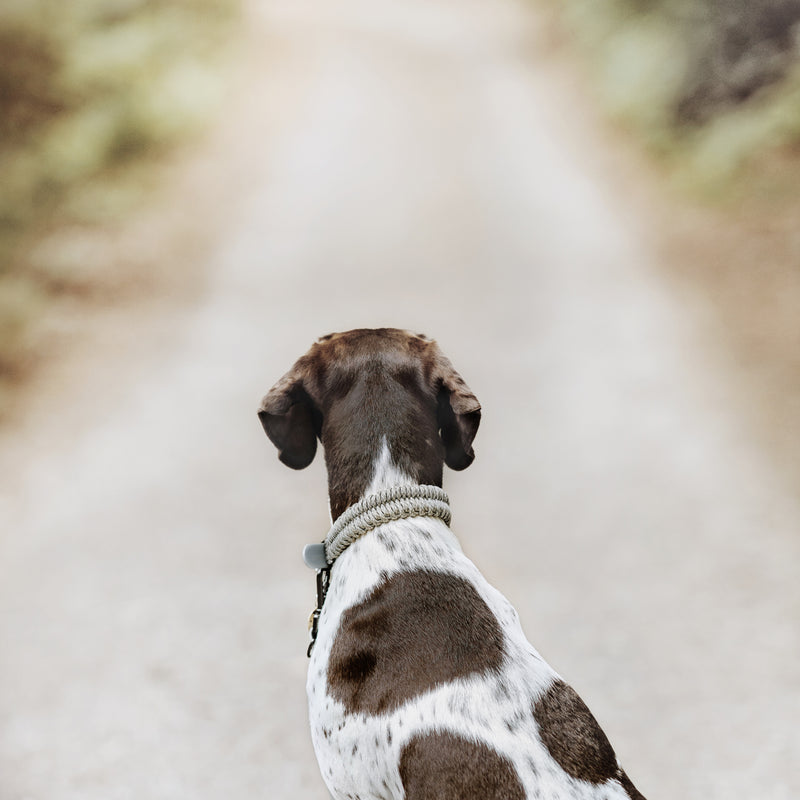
259,329,646,800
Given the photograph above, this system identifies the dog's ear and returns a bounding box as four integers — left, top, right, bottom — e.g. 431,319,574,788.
258,358,320,470
433,349,481,471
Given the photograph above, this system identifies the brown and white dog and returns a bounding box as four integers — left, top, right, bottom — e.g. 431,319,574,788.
258,328,646,800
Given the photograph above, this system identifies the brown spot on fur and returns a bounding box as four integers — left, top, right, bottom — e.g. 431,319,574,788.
327,570,504,714
534,679,647,799
399,731,524,800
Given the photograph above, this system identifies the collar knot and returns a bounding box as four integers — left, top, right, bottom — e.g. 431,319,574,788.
303,485,451,569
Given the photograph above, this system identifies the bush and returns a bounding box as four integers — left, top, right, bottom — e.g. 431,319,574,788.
548,0,800,192
0,0,240,391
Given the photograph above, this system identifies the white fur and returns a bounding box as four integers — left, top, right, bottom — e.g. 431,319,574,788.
365,438,417,495
307,448,633,800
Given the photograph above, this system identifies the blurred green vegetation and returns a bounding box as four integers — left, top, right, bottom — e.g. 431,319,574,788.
548,0,800,198
0,0,240,397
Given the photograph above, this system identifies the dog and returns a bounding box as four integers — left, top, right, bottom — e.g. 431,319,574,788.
258,328,646,800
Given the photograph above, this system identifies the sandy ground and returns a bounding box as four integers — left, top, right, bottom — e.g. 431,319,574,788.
1,0,799,798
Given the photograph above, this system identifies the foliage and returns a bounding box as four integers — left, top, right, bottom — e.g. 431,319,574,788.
548,0,800,196
0,0,240,381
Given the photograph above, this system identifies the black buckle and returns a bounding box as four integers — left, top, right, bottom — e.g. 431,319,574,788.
307,567,330,657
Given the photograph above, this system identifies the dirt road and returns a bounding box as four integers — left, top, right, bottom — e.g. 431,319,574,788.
1,1,798,798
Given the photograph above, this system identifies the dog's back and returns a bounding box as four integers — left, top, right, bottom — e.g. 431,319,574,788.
259,329,646,800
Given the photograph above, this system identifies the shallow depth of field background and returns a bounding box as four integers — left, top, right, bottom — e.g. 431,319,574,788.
0,1,798,799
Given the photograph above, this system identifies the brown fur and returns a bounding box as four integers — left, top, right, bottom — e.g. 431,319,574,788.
327,569,505,715
399,731,525,800
533,679,645,795
259,329,480,519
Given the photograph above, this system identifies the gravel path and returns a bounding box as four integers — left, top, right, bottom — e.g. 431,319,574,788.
1,1,798,798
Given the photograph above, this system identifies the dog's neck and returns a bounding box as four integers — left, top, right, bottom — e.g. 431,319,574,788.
365,439,417,493
324,435,444,521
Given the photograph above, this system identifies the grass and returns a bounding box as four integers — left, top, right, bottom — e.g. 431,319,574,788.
0,0,241,391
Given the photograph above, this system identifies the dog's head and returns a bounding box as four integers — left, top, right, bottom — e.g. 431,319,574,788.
258,329,480,517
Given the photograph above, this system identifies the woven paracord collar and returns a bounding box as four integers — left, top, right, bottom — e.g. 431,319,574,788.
303,485,451,569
